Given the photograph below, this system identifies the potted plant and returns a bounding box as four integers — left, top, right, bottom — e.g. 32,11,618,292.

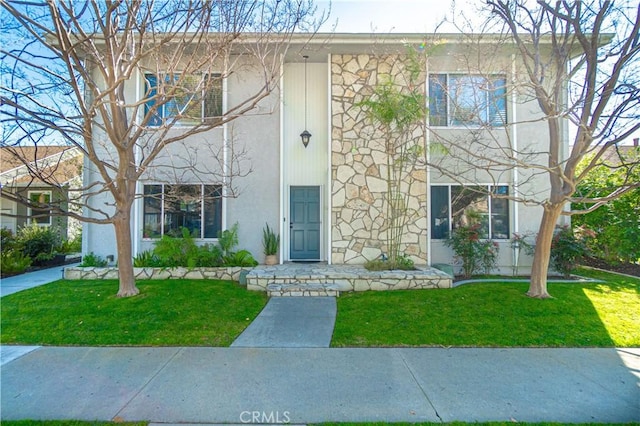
262,223,280,265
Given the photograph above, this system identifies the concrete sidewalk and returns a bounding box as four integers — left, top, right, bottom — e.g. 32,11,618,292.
2,266,639,423
1,346,638,423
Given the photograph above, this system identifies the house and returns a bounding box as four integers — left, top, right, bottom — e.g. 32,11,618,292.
82,33,562,275
0,146,83,240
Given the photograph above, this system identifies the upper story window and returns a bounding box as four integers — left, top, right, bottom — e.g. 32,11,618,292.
431,185,509,240
144,73,222,126
429,74,507,127
27,190,52,226
142,183,222,239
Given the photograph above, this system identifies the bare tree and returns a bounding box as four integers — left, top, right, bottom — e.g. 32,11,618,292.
0,0,322,296
427,0,639,297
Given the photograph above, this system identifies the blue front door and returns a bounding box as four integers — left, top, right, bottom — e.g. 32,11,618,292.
290,186,321,260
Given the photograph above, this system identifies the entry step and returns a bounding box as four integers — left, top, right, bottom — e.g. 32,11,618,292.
267,282,340,297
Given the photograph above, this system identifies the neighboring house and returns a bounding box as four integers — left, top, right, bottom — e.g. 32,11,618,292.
83,33,565,274
0,146,83,239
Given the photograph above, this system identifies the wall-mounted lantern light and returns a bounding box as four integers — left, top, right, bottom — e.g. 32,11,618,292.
300,55,311,148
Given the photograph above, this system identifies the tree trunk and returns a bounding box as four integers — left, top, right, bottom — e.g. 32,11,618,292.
113,209,139,297
528,204,563,298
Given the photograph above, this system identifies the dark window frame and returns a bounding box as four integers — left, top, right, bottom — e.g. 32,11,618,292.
430,184,510,240
27,190,52,226
144,72,223,127
142,183,223,239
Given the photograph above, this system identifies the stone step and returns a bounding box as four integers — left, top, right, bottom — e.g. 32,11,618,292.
267,282,340,297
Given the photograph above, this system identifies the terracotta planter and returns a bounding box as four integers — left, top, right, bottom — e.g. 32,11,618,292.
264,254,278,265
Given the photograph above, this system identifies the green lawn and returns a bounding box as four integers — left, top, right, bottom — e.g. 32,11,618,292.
0,279,267,346
331,268,640,347
2,269,638,348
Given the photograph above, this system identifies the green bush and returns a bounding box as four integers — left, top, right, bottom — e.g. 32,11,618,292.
133,250,162,267
58,232,82,254
141,224,257,268
572,150,640,264
550,225,589,278
196,244,223,267
223,249,258,267
16,223,62,262
1,227,15,250
364,254,415,271
80,252,108,267
444,222,499,278
153,227,200,267
1,249,32,275
218,223,239,256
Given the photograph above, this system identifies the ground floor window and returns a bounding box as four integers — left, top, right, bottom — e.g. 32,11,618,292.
431,185,509,239
27,190,52,226
143,184,222,239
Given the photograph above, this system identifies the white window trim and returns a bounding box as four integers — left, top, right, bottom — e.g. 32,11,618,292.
27,190,52,226
428,73,508,129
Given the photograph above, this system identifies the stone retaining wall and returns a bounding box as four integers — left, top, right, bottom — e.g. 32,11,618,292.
64,264,453,293
246,265,452,292
64,266,248,281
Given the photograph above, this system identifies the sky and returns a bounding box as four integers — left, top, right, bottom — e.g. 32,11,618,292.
314,0,640,144
315,0,484,33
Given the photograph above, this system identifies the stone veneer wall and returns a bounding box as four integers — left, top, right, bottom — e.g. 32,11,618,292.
331,54,427,265
64,266,249,281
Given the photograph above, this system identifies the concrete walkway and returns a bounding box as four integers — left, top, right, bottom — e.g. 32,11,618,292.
1,263,78,297
231,297,336,348
1,346,638,423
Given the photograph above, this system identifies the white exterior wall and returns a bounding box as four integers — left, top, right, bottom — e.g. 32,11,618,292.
282,61,329,260
0,197,17,232
426,50,557,275
80,35,563,273
224,59,282,261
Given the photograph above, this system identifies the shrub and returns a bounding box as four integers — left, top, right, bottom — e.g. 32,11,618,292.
196,244,223,267
218,223,239,256
144,224,256,268
1,250,32,275
480,241,500,275
16,223,62,263
80,252,108,267
572,150,640,264
550,225,589,278
364,254,415,271
58,232,82,254
445,223,499,278
223,249,258,267
1,227,15,250
133,250,162,267
153,227,200,267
